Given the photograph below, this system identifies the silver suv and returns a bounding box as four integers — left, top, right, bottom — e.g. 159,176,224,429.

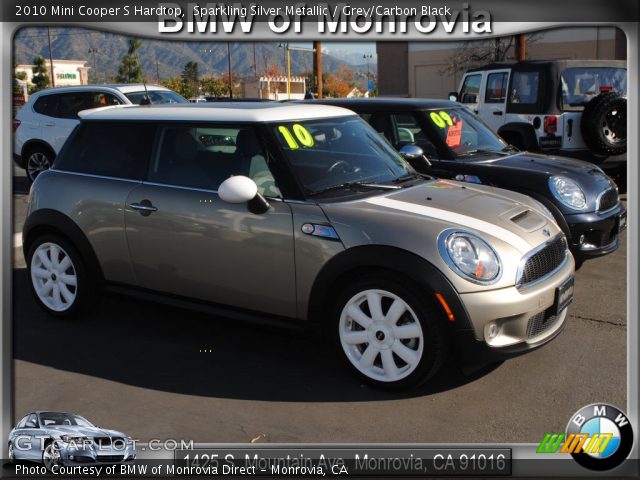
14,84,187,182
24,103,575,389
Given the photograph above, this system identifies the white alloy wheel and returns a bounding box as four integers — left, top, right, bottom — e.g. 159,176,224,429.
30,242,78,312
339,289,424,383
42,442,60,470
27,151,52,181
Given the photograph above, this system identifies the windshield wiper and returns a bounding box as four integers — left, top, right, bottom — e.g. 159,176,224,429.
393,172,429,183
308,181,400,196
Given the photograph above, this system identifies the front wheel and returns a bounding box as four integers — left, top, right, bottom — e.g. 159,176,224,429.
8,442,15,464
333,275,448,390
42,442,61,471
27,234,92,317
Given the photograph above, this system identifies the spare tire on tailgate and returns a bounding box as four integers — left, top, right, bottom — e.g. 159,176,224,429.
580,91,626,156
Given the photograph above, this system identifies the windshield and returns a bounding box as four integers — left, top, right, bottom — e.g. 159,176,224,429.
125,90,188,105
270,116,415,195
40,412,94,427
420,107,508,157
561,67,627,108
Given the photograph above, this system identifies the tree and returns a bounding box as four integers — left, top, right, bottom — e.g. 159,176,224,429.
200,75,227,98
222,72,241,97
15,70,27,81
263,63,283,77
441,34,542,79
116,38,144,83
161,77,185,96
180,61,200,98
323,66,354,98
30,55,50,93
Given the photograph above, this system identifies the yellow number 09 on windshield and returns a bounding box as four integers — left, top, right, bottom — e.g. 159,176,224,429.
278,124,315,149
429,111,454,129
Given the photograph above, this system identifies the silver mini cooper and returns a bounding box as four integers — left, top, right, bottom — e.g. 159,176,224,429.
23,103,575,389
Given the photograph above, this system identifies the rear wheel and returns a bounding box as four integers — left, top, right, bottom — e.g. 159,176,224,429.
25,146,54,183
333,274,448,390
27,234,92,318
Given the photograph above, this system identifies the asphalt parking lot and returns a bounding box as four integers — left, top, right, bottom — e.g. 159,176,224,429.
10,167,627,444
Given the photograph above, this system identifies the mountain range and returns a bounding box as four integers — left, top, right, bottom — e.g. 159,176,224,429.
14,27,377,87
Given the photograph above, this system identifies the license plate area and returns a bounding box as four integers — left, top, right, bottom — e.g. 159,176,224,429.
539,135,562,149
554,275,574,316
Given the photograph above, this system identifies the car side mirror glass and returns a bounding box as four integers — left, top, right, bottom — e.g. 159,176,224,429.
448,91,459,102
218,176,270,214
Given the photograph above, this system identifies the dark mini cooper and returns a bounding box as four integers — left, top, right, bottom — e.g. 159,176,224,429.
313,98,626,265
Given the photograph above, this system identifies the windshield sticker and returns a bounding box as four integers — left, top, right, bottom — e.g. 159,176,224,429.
446,119,463,147
278,124,315,150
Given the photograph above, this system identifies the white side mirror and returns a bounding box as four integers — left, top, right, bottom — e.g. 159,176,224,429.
218,176,258,204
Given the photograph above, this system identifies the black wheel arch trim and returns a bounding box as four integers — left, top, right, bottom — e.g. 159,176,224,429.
22,209,104,282
21,139,56,162
307,245,472,331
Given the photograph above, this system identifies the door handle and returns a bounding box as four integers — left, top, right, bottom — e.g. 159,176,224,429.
492,110,504,116
129,201,157,216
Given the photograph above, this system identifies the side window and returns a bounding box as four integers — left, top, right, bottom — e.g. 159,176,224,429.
149,126,281,197
16,416,29,428
56,93,91,119
485,72,508,103
89,92,122,108
25,414,38,428
510,71,540,104
391,113,439,158
56,122,156,180
459,74,482,103
33,95,59,117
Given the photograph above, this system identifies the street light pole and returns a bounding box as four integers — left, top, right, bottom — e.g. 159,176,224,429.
227,41,233,99
88,48,99,84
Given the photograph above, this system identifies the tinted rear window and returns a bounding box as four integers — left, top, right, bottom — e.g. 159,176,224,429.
56,122,156,180
33,92,122,119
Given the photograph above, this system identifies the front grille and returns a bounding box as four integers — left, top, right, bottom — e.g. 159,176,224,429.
518,236,567,286
93,437,111,447
96,455,124,463
598,188,619,212
526,310,559,339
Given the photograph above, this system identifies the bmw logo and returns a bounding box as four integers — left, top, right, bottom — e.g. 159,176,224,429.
565,403,634,471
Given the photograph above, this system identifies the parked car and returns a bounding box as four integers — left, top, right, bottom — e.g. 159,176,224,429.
13,84,187,182
313,98,626,266
8,411,135,470
450,60,627,163
24,103,575,389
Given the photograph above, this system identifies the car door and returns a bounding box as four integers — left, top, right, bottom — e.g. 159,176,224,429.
458,73,483,114
477,69,510,132
124,124,297,318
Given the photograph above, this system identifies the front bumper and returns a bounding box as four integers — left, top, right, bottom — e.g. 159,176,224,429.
450,251,575,364
565,203,626,260
59,445,136,465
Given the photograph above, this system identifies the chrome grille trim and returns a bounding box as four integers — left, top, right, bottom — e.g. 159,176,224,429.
516,235,569,290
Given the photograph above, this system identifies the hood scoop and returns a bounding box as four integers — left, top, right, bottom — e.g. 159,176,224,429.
501,206,547,232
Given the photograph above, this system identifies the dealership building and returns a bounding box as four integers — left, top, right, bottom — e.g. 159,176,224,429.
377,27,627,99
15,59,90,87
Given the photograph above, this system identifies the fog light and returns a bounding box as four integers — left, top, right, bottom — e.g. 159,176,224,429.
487,322,500,340
579,234,585,244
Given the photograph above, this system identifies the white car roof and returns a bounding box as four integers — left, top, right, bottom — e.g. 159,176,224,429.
78,103,357,122
30,84,171,96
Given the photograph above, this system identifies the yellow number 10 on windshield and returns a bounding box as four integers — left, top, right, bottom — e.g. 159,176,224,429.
278,124,315,149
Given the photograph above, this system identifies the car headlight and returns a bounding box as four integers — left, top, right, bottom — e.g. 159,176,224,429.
549,176,587,209
440,231,501,284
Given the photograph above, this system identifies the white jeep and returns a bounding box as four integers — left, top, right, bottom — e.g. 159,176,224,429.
452,60,626,164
